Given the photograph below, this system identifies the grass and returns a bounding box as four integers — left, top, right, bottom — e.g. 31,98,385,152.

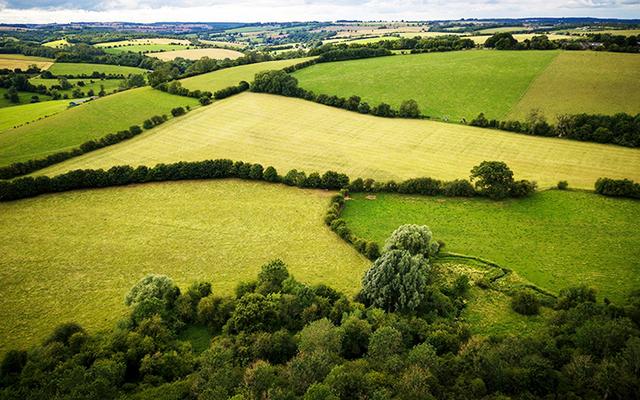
0,87,51,108
42,39,69,48
0,100,69,132
0,179,368,353
180,58,313,92
199,39,246,49
38,93,640,190
48,62,147,76
103,44,190,54
150,48,245,61
555,29,640,36
0,87,199,166
292,50,559,120
340,190,640,303
94,38,191,47
29,77,124,97
0,54,53,70
476,27,528,34
507,52,640,121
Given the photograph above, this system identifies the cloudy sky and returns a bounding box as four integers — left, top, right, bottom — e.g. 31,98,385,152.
0,0,639,24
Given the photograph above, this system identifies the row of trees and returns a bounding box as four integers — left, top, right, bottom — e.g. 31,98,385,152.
595,177,640,199
2,228,640,399
484,32,640,52
470,111,640,148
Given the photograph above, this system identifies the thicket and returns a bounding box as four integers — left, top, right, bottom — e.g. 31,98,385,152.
213,80,250,100
595,177,640,199
2,238,640,398
470,111,640,148
484,32,640,53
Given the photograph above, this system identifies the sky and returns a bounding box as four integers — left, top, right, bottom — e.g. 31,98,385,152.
0,0,639,24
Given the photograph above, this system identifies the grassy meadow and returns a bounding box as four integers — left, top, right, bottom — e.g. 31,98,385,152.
48,62,147,76
0,54,53,70
42,39,70,48
0,180,368,353
39,93,640,189
94,38,191,47
0,87,51,108
150,48,244,61
102,43,189,54
507,51,640,120
0,87,199,166
180,57,313,92
30,77,124,96
0,99,69,132
340,190,640,302
293,50,559,120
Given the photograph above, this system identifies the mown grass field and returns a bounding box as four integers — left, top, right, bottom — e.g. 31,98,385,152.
0,99,69,132
293,50,558,120
42,39,69,48
0,180,368,353
150,48,244,61
0,87,198,166
340,190,640,302
47,62,147,76
29,77,123,97
199,39,246,48
94,38,191,47
507,51,640,120
0,54,53,70
180,58,313,92
39,93,640,189
103,43,190,54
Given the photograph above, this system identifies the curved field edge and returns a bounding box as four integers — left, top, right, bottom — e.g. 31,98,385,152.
339,190,640,303
0,179,369,353
37,92,640,190
0,87,199,166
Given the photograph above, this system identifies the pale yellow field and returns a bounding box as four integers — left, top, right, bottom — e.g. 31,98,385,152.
39,93,640,189
149,48,244,61
466,33,575,44
42,39,69,48
94,37,191,47
199,39,246,48
0,54,53,70
508,51,640,120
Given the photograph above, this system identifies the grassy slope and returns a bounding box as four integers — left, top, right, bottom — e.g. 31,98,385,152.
292,50,559,120
150,48,245,61
29,77,123,97
0,180,368,353
48,62,147,76
507,52,640,120
340,190,640,302
0,87,199,166
0,54,53,70
0,100,69,132
0,88,52,108
103,44,189,54
180,58,313,92
39,93,640,189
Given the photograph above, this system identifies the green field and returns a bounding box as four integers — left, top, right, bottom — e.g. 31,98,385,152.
0,87,52,108
29,77,124,97
507,51,640,120
0,87,199,166
0,100,69,132
180,57,313,92
293,50,558,120
103,43,190,54
0,180,368,353
341,190,640,302
48,62,147,76
38,93,640,189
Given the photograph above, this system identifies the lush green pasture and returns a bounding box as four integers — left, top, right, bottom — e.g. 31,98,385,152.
48,62,147,76
0,100,69,132
150,48,244,61
507,52,640,120
0,180,368,353
0,54,53,70
293,50,558,120
340,190,640,302
39,93,640,189
0,87,51,108
180,57,313,92
0,87,198,166
103,43,189,54
29,77,123,97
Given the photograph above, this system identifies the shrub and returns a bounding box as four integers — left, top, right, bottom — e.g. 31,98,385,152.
557,180,569,190
470,161,514,200
398,99,421,118
510,179,537,198
442,179,476,197
397,177,442,195
556,285,597,310
263,166,279,182
511,291,540,315
595,177,640,199
383,224,438,258
171,107,186,117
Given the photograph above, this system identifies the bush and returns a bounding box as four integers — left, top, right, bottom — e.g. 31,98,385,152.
398,99,421,118
397,177,442,195
595,177,640,199
511,291,540,315
557,180,569,190
263,166,279,182
556,285,597,310
442,179,476,197
171,107,186,117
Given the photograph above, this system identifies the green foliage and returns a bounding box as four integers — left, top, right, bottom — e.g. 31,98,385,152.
125,274,180,324
556,285,597,310
470,161,515,200
398,99,421,118
383,224,438,258
511,291,541,315
297,318,343,355
251,69,301,97
257,259,290,295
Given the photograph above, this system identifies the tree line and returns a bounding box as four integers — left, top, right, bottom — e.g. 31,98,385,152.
484,32,640,52
1,227,640,399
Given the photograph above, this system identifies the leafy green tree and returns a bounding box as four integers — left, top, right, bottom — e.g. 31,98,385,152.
361,250,429,313
125,274,180,323
256,259,289,295
304,383,339,400
469,161,515,200
263,166,279,182
383,224,439,258
340,315,371,359
225,293,279,333
195,342,243,399
297,318,343,354
251,70,300,96
399,99,421,118
198,295,235,333
485,32,518,49
556,285,597,309
511,291,540,315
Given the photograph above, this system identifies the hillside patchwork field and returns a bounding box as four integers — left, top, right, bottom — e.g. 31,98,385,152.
0,99,69,132
102,43,190,54
0,87,51,108
37,93,640,189
30,77,124,97
47,62,147,76
0,180,368,353
180,57,314,92
149,48,245,61
341,190,640,302
0,87,199,166
0,54,53,70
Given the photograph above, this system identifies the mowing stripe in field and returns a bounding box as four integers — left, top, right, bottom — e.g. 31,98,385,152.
0,180,368,354
38,92,640,189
